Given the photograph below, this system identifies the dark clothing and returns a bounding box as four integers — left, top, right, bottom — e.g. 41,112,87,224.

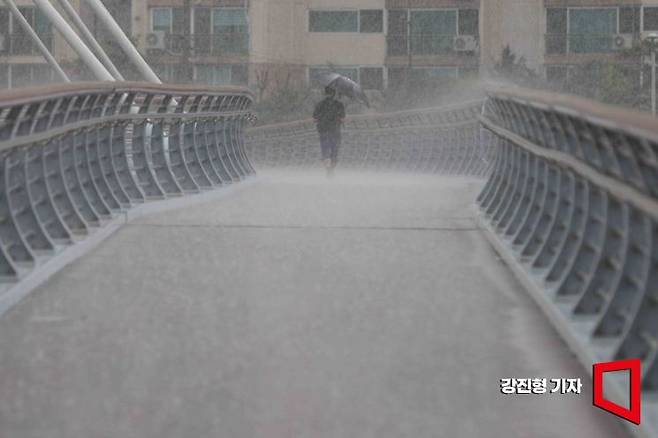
319,130,341,160
313,97,345,133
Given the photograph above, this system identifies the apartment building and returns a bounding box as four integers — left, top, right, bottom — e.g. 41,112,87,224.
248,0,480,94
542,1,658,87
2,0,658,95
482,0,658,89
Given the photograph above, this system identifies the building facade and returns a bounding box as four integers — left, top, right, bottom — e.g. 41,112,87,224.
1,0,658,97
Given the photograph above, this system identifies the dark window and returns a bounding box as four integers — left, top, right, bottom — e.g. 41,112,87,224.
309,11,358,32
458,9,478,36
546,8,567,55
360,10,383,33
410,10,457,55
386,67,406,88
546,65,567,85
546,8,567,33
32,64,52,84
619,7,640,33
151,8,172,33
173,64,191,83
13,8,34,54
172,7,186,34
231,64,248,85
11,64,31,88
102,0,132,36
0,9,8,55
387,9,408,55
360,67,383,90
645,7,658,31
0,64,7,89
194,7,211,55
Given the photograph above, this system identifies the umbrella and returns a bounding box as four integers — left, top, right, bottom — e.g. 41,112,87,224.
320,72,370,108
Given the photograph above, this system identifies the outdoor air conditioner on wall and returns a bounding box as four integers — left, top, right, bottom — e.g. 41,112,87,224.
145,31,166,50
453,35,477,52
612,34,634,50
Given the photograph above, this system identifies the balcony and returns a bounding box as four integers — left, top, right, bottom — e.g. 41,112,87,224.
545,33,639,56
0,33,54,56
147,32,249,57
387,33,477,56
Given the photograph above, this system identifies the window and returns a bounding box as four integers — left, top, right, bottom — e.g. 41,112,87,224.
0,9,9,55
360,67,383,90
309,11,358,32
387,67,406,88
360,10,383,33
388,9,475,55
211,8,249,54
231,64,248,85
8,64,52,88
151,8,172,33
387,9,408,55
153,64,191,83
309,10,383,33
411,66,458,81
458,9,479,36
0,65,8,89
546,65,568,85
195,64,247,86
4,7,52,55
568,8,617,53
410,10,457,55
619,7,640,34
645,7,658,31
546,8,567,54
196,65,232,86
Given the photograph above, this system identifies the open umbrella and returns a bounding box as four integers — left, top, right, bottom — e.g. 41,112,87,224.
320,72,370,108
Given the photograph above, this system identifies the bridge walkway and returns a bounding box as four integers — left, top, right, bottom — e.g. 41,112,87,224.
0,171,625,438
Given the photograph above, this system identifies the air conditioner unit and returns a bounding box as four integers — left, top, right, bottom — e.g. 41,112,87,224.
453,35,477,52
612,34,634,50
145,31,166,50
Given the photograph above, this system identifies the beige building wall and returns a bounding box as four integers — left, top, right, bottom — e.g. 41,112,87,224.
250,0,305,65
304,0,386,66
480,0,544,74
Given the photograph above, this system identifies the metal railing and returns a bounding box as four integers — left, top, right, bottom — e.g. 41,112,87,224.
477,85,658,436
245,100,493,175
0,81,254,283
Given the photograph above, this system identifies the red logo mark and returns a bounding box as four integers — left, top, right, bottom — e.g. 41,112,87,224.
592,359,641,425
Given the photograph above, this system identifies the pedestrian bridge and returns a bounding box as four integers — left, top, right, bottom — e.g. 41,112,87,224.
0,83,655,437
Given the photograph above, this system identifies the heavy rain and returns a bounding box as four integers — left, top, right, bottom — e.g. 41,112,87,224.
0,1,656,437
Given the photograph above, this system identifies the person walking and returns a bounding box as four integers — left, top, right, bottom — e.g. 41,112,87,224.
313,86,345,177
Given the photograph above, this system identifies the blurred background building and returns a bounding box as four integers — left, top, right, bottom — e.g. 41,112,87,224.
1,0,658,106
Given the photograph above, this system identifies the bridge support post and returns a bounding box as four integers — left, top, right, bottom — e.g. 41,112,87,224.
0,0,69,82
32,0,114,81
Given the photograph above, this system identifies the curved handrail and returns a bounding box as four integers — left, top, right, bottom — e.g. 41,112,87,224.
0,81,255,298
478,85,658,436
0,81,253,106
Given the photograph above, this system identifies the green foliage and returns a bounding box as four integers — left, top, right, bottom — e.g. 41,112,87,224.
491,45,541,87
252,84,315,125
